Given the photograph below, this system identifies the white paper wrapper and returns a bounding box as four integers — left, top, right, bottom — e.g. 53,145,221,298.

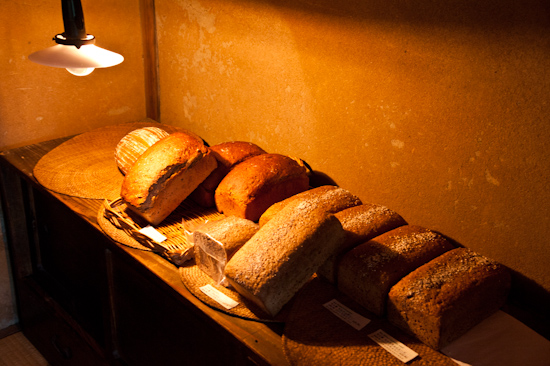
442,310,550,366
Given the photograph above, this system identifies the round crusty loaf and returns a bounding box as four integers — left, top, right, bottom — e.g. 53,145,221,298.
214,153,309,222
191,141,266,207
387,248,511,350
115,127,170,175
258,185,362,227
121,131,218,225
337,225,455,316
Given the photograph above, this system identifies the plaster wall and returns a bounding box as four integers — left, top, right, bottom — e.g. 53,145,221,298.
156,0,550,321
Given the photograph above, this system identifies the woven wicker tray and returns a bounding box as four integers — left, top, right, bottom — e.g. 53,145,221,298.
98,197,223,265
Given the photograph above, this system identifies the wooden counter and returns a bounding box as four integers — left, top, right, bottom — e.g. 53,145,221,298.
0,138,288,366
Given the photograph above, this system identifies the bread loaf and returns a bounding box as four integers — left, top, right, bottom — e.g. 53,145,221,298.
387,248,511,349
121,132,217,225
115,127,170,175
224,198,346,316
193,216,259,284
215,153,309,222
258,185,362,227
337,225,454,316
191,141,266,207
317,203,407,283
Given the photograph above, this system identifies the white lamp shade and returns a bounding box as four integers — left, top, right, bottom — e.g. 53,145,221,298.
28,44,124,69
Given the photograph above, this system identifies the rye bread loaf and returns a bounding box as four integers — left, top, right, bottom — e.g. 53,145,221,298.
224,198,346,316
317,203,407,284
191,141,266,207
258,185,362,227
115,126,170,175
215,153,309,222
387,248,511,349
337,225,455,316
193,216,259,284
121,132,217,225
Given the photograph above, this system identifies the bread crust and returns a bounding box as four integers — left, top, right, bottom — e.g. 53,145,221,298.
258,185,362,227
191,141,266,207
337,225,455,316
224,198,345,316
214,153,309,221
115,127,170,175
317,203,407,283
387,248,511,349
121,131,217,225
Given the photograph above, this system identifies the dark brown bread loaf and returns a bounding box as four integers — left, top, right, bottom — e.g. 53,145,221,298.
258,185,362,227
121,132,217,225
317,203,407,283
337,225,455,316
387,248,511,349
193,216,259,284
224,198,346,316
214,153,309,222
191,141,266,207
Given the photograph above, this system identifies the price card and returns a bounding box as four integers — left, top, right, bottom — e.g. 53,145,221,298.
323,299,371,330
138,225,167,243
368,329,418,363
199,285,239,310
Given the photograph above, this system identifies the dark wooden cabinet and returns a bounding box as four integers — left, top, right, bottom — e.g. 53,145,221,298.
0,139,287,366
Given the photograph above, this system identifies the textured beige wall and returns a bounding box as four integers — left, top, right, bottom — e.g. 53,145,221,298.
0,0,147,150
156,0,550,317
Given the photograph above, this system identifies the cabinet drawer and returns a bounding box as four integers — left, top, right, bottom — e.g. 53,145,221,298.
17,277,110,366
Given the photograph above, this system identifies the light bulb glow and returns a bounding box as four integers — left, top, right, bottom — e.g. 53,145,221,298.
66,67,95,76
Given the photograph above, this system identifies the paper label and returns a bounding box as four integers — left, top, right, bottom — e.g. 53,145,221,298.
323,299,371,330
368,329,418,363
138,225,167,243
199,285,239,310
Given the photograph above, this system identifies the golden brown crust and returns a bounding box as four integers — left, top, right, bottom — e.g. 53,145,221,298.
258,185,362,227
317,203,407,283
337,225,455,316
191,141,266,207
224,198,346,316
214,153,309,221
387,248,511,349
115,127,170,175
121,131,217,225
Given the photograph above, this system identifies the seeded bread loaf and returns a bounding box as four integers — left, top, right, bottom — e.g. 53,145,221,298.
115,126,170,175
337,225,455,316
121,132,217,225
191,141,266,207
193,216,259,284
215,153,309,222
317,203,407,283
258,185,362,227
387,248,511,349
224,198,346,316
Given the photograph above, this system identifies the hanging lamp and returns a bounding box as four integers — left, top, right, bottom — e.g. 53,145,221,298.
28,0,123,76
